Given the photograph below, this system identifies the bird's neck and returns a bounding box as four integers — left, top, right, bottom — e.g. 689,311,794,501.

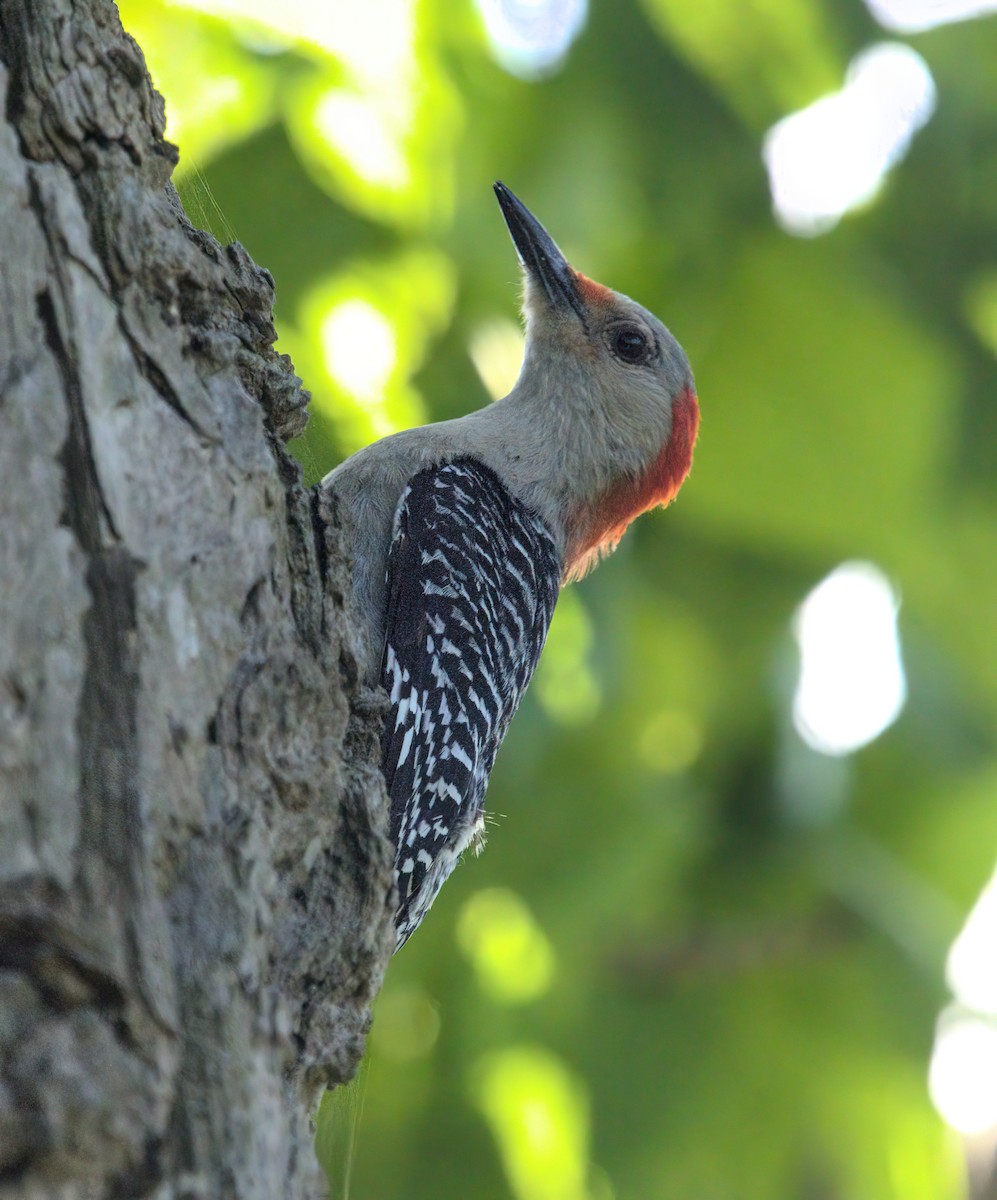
562,386,700,580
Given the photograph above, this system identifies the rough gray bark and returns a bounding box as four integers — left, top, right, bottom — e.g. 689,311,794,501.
0,0,394,1195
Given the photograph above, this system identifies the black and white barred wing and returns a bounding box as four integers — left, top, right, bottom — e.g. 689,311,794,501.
380,458,560,949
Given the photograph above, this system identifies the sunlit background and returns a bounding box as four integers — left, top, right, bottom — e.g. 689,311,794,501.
118,0,997,1194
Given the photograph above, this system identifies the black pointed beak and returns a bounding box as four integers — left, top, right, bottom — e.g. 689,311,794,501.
494,182,587,324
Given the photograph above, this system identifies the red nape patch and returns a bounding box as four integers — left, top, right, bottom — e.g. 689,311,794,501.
565,387,700,576
573,270,613,307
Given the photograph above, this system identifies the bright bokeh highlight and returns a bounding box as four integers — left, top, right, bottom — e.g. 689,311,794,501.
946,871,997,1017
469,318,525,401
168,0,457,227
764,43,935,236
322,299,397,404
457,888,556,1004
312,90,409,191
792,561,906,756
165,0,410,74
472,1046,593,1200
930,870,997,1135
476,0,588,78
290,250,455,452
315,292,422,445
865,0,997,31
290,60,458,229
929,1010,997,1135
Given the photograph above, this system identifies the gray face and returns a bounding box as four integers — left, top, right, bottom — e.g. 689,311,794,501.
579,291,694,400
493,181,694,403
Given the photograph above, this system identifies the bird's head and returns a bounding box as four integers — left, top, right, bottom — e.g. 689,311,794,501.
494,181,700,578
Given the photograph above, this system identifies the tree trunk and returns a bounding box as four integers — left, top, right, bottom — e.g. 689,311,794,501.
0,0,394,1195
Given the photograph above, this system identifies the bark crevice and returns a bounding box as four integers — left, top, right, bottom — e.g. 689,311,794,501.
0,1,393,1195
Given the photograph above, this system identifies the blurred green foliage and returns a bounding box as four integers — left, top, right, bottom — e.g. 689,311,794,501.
118,0,997,1195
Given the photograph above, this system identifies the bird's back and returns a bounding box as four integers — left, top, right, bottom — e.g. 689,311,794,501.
380,457,560,947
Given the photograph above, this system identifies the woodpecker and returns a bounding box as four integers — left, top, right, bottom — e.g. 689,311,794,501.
323,183,700,949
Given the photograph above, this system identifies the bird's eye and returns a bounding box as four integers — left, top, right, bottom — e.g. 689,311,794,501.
609,324,652,365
